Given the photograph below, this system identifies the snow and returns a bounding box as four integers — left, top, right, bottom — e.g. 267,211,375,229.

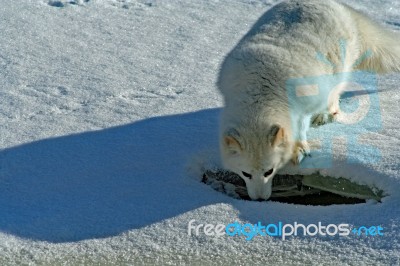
0,0,399,264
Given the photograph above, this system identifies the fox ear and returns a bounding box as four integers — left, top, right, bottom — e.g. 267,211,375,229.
269,125,286,147
223,129,242,154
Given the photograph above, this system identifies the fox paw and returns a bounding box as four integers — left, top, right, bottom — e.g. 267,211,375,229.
311,112,336,127
292,141,311,165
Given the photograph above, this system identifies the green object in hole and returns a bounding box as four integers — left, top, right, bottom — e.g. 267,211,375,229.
302,174,384,201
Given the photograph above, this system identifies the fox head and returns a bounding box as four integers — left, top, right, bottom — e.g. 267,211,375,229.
220,124,292,200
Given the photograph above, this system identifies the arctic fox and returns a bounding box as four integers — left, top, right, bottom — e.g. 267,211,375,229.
218,0,400,200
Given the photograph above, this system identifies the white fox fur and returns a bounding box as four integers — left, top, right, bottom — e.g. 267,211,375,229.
217,0,400,200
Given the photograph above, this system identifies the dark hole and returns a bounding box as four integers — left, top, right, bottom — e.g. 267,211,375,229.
48,1,65,7
270,192,365,205
202,170,369,206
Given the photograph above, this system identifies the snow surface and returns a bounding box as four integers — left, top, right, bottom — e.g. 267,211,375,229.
0,0,399,264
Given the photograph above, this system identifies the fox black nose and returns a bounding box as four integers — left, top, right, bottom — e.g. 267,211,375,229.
248,194,268,201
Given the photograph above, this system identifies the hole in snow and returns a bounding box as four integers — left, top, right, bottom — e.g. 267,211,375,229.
48,1,65,7
202,170,385,206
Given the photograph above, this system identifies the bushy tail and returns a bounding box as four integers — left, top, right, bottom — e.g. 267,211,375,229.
345,4,400,73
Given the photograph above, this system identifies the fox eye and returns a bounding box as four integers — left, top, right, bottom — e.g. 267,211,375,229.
242,171,252,179
264,168,274,177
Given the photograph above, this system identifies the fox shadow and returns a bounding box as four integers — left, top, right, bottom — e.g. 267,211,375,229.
1,107,398,244
0,108,225,243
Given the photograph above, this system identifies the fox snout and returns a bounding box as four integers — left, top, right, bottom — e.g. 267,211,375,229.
244,177,273,200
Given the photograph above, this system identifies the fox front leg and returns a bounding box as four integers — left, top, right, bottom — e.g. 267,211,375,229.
292,115,312,164
292,141,311,164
